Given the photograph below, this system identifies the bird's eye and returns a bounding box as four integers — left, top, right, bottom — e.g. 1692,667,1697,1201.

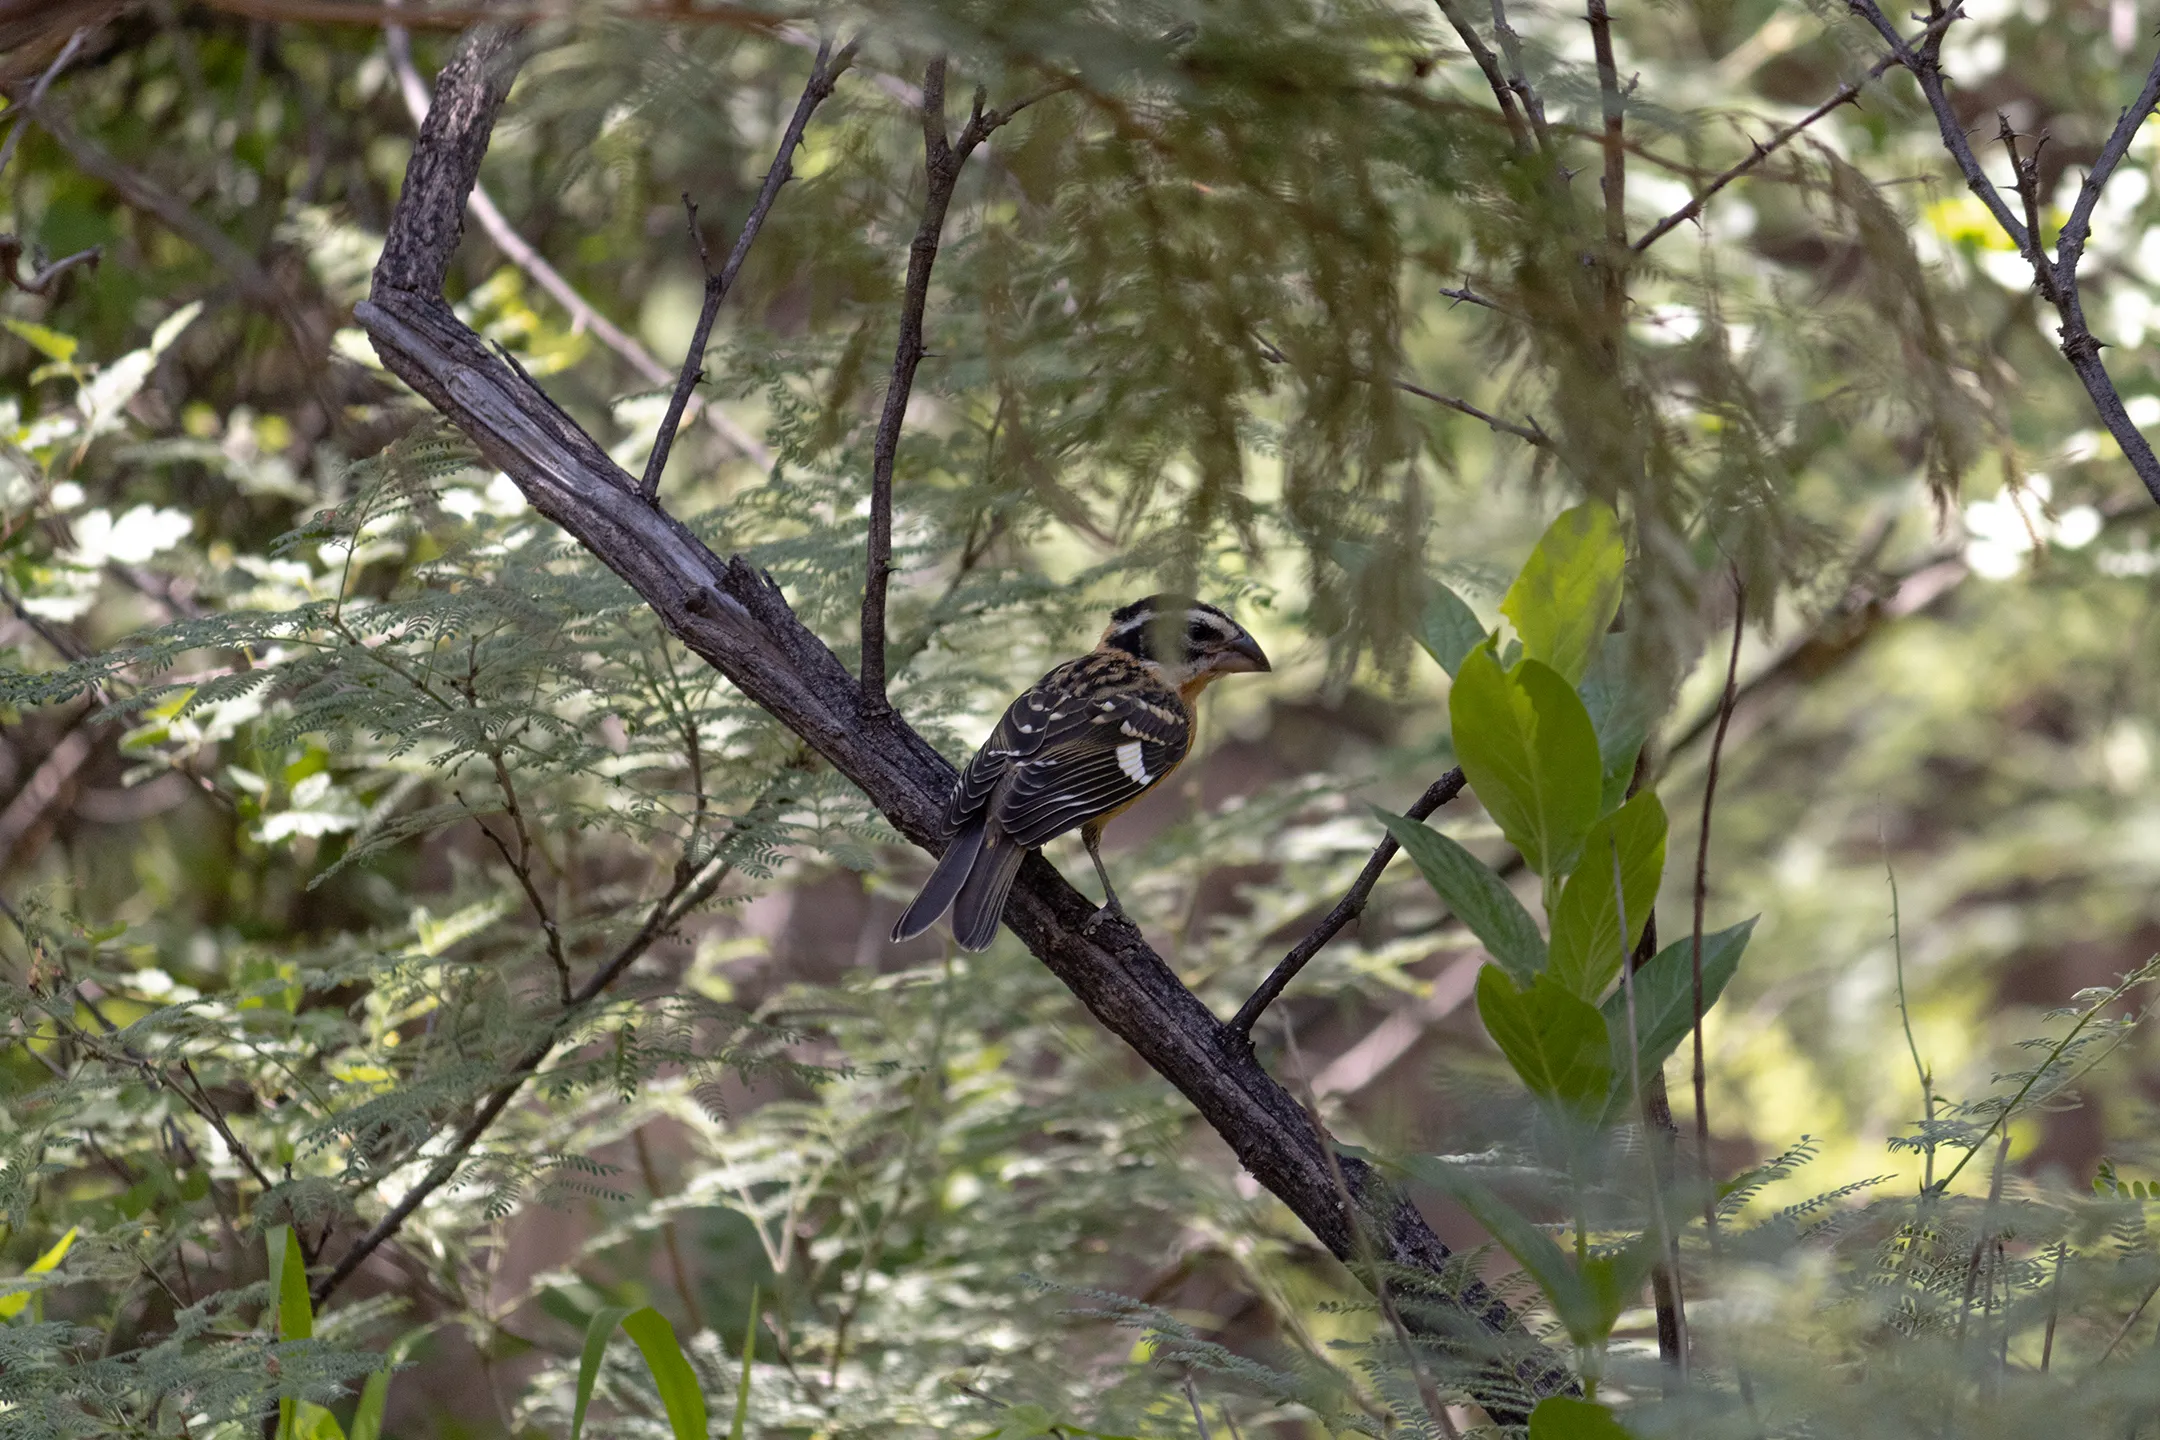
1186,620,1209,644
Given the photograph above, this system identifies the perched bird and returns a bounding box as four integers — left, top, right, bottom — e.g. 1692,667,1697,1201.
892,594,1272,952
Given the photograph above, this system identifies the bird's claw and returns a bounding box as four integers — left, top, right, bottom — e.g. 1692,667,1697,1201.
1082,903,1128,936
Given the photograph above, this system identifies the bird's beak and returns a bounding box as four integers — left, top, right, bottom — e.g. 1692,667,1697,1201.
1217,632,1271,674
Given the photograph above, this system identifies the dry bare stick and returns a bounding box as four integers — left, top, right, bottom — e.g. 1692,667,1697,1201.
860,62,1066,712
1632,3,1967,254
1849,0,2160,505
1689,572,1744,1223
640,36,856,501
350,28,1565,1419
383,22,771,467
1231,769,1467,1036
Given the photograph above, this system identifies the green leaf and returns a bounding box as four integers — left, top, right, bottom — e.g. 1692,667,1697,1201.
2,318,77,365
1578,636,1661,814
621,1305,709,1440
294,1403,345,1440
269,1227,313,1340
348,1370,391,1440
1420,1167,1601,1345
1530,1396,1637,1439
1548,792,1668,1001
1001,1404,1056,1438
1450,649,1602,890
0,1226,78,1319
1601,918,1757,1118
1501,503,1626,686
1417,577,1486,677
729,1285,757,1440
1580,1240,1662,1337
1375,807,1546,984
1476,967,1615,1119
571,1305,634,1440
267,1226,312,1440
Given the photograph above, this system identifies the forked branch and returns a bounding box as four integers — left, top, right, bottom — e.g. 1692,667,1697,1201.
640,37,857,501
860,61,1068,713
1849,0,2160,504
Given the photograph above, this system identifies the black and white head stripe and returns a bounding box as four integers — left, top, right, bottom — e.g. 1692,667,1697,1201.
1103,594,1239,659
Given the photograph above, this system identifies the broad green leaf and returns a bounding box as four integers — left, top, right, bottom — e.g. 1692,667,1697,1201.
1501,503,1626,685
1417,577,1486,677
267,1227,312,1440
1450,649,1602,890
268,1227,313,1340
1376,807,1546,984
729,1285,758,1440
294,1403,345,1440
621,1305,709,1440
1601,918,1756,1121
0,1226,78,1318
1530,1396,1637,1439
1421,1167,1601,1345
571,1305,634,1440
1001,1404,1057,1438
1548,792,1668,1001
348,1370,391,1440
1581,1240,1663,1337
1,318,77,365
1578,636,1661,814
1476,967,1615,1119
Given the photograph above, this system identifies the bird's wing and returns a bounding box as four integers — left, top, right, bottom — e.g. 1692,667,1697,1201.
993,677,1189,848
943,655,1093,832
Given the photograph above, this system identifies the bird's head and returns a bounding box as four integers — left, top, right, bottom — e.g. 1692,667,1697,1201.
1099,594,1271,693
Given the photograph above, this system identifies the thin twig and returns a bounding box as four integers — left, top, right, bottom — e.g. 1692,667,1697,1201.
1632,3,1967,253
1585,0,1627,259
633,1125,707,1334
1183,1375,1216,1440
2041,1241,2067,1372
860,62,1064,713
640,37,856,501
1486,0,1553,153
0,27,89,180
1430,0,1531,154
1886,841,1938,1192
1690,569,1743,1224
1231,769,1467,1036
1437,281,1506,313
1253,333,1550,447
1391,377,1552,447
383,20,771,466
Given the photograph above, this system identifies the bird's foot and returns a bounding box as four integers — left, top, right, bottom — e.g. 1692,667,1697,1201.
1081,901,1129,936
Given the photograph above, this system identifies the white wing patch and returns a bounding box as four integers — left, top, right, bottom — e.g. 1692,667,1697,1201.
1115,740,1151,786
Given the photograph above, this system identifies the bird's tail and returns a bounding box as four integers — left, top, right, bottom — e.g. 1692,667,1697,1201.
890,822,988,944
949,830,1026,952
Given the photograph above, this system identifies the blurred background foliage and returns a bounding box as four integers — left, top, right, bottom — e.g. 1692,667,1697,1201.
3,0,2160,1434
